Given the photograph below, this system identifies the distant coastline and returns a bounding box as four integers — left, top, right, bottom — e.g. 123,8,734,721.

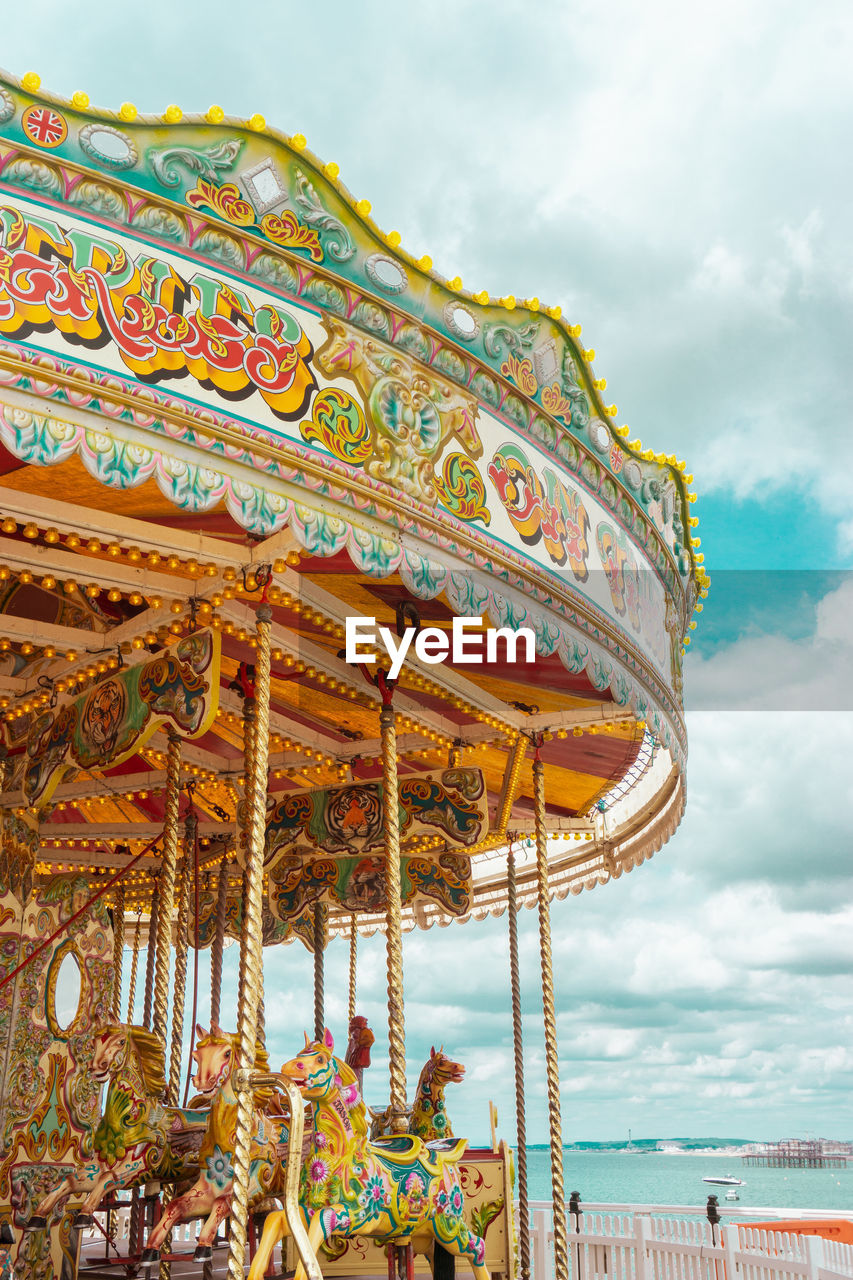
523,1138,851,1154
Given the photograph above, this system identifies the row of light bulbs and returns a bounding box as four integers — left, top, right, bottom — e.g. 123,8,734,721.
0,517,220,578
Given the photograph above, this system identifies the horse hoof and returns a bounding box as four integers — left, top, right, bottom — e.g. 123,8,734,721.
0,1221,13,1244
73,1213,95,1228
194,1245,213,1262
139,1249,160,1267
22,1215,47,1232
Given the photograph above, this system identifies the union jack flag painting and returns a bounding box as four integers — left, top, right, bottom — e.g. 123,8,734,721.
22,105,67,148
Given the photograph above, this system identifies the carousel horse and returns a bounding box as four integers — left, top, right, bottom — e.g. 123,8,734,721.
410,1047,465,1141
140,1024,289,1267
24,1021,210,1230
369,1047,464,1140
247,1030,489,1280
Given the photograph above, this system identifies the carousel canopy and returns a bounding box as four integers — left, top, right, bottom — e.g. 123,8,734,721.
0,70,706,934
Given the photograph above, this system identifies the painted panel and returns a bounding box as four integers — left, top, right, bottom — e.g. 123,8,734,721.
0,194,673,678
0,874,113,1279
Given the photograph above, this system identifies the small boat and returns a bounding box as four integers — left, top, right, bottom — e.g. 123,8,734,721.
703,1175,745,1187
725,1190,740,1201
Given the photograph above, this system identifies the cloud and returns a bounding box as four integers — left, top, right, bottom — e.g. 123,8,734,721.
687,574,853,710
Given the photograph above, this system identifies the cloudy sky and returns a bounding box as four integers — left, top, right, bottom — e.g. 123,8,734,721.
5,0,852,1142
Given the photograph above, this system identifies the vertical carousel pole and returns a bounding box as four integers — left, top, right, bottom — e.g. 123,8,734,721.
313,902,327,1040
126,904,143,1255
379,679,407,1132
158,844,191,1279
226,599,272,1280
532,737,568,1280
152,732,182,1280
240,689,267,1051
126,908,142,1023
168,829,194,1103
152,733,182,1049
142,883,160,1029
210,854,230,1030
111,880,125,1020
507,842,531,1280
348,913,358,1021
136,883,159,1263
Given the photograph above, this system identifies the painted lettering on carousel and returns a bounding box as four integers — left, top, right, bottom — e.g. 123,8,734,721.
0,205,316,419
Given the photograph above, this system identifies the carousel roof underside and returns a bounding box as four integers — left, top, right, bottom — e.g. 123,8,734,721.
0,456,680,932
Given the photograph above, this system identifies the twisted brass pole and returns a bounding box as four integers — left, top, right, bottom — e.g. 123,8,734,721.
142,885,159,1029
168,829,194,1104
237,868,248,1024
126,900,144,1259
111,881,125,1021
380,698,407,1132
210,853,229,1030
152,732,181,1280
159,837,191,1279
126,908,142,1023
533,748,568,1280
507,843,531,1280
226,602,272,1280
313,901,327,1040
152,733,182,1051
242,696,269,1049
348,913,357,1021
241,697,256,862
236,694,255,1030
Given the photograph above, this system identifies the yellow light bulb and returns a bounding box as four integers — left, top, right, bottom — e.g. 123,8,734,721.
119,102,138,122
206,104,225,124
248,113,266,131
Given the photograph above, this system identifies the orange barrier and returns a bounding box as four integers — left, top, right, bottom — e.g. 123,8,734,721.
745,1221,853,1244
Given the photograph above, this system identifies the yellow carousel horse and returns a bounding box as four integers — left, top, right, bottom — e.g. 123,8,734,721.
247,1030,488,1280
140,1024,288,1267
23,1021,209,1230
410,1047,466,1141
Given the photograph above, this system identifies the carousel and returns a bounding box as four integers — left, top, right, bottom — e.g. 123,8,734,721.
0,68,706,1279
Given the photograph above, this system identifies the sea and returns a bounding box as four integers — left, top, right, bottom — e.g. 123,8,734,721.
522,1149,853,1214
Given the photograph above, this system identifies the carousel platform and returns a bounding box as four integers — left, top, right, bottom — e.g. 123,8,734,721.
78,1221,284,1278
79,1240,285,1278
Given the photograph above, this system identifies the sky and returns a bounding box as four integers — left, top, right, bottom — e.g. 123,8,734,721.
4,0,852,1143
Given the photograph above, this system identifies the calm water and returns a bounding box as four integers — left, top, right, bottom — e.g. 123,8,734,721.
523,1150,853,1214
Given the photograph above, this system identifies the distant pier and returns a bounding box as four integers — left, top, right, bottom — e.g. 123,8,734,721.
743,1139,851,1169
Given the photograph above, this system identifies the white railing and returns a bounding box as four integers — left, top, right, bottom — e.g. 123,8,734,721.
82,1198,853,1280
527,1203,853,1280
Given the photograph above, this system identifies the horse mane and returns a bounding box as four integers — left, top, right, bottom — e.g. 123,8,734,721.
332,1051,367,1136
125,1024,167,1099
195,1027,274,1107
414,1056,433,1097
